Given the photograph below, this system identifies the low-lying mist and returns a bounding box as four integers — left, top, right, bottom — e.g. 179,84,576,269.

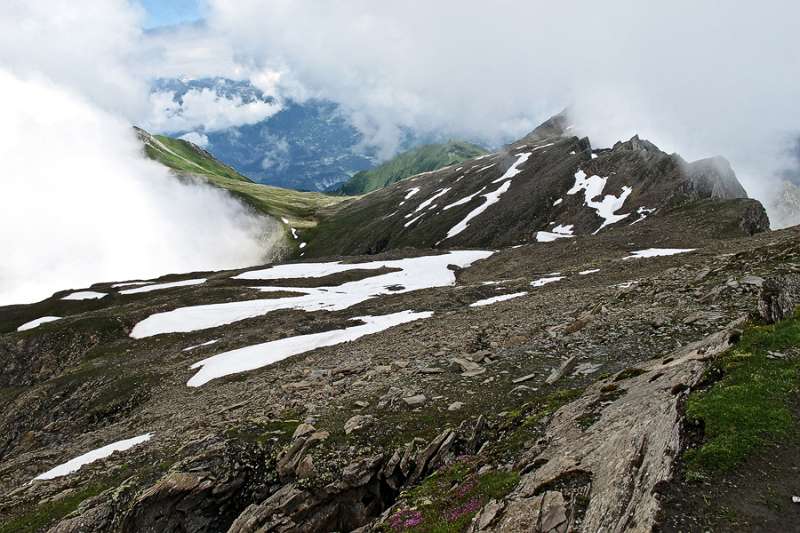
0,69,281,306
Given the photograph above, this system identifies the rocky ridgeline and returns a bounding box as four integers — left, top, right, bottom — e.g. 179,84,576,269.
2,114,799,532
305,112,764,257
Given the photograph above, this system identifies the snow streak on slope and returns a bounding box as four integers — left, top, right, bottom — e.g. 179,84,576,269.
469,292,528,307
119,278,207,295
131,250,492,338
623,248,695,260
441,181,512,241
536,224,575,242
34,433,153,480
17,316,62,332
187,311,432,386
492,152,531,183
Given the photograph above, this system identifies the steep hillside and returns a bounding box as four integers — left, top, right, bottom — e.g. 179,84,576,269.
337,141,488,195
305,113,762,257
2,204,798,532
138,127,349,238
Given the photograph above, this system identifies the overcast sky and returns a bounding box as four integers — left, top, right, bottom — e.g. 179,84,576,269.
134,1,800,199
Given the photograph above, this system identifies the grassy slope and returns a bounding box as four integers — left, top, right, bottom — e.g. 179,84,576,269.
140,129,347,228
338,141,487,195
683,312,800,479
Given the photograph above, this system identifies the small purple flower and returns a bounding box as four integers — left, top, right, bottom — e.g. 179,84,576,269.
444,497,482,522
388,509,424,531
454,478,477,498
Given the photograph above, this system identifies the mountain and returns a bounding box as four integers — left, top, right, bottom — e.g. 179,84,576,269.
6,113,800,533
150,78,378,191
337,141,488,195
304,115,762,257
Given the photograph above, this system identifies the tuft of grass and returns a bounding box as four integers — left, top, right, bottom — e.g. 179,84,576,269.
684,314,800,479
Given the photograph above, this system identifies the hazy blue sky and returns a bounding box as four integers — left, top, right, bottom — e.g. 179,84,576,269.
138,0,203,29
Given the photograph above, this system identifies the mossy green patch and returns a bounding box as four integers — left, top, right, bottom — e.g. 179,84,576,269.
684,314,800,479
0,480,114,533
224,419,302,446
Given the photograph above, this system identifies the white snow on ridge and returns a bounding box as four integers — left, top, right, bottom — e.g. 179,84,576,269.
187,311,433,386
567,170,632,234
531,276,565,287
111,281,152,288
443,187,486,211
492,152,531,183
623,248,696,260
441,181,511,241
414,187,451,213
469,292,528,307
120,278,206,295
62,291,106,300
17,316,61,332
131,251,493,338
478,163,496,172
34,433,153,480
579,269,601,275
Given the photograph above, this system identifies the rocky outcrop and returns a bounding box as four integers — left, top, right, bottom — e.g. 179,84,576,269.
229,418,487,532
470,322,743,532
758,274,800,323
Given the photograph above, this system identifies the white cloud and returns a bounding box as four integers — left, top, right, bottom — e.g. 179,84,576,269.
0,70,282,306
199,0,800,200
0,0,148,119
0,1,282,306
179,131,210,148
146,87,282,134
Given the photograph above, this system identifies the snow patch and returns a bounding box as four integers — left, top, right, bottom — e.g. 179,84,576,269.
579,269,600,275
443,187,486,211
469,292,528,307
404,187,421,200
132,251,492,338
62,291,106,300
623,248,696,260
111,281,152,288
441,181,511,241
492,152,531,183
536,224,574,242
34,433,153,480
531,276,564,287
187,311,432,386
567,170,632,233
17,316,61,332
414,188,451,212
183,339,220,352
119,278,206,295
552,198,563,206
